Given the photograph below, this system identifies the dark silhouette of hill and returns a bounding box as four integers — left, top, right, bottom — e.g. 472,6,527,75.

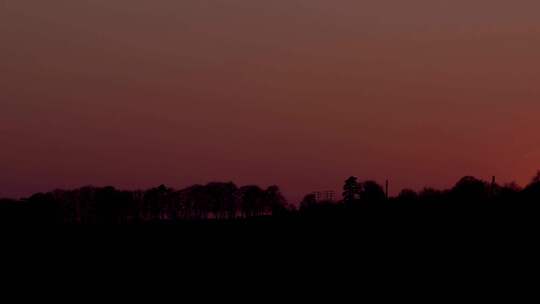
1,172,540,228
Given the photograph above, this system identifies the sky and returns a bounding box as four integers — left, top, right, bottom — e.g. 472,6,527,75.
1,1,540,201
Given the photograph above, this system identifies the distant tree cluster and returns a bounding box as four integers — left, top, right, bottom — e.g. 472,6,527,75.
0,183,291,224
298,172,540,216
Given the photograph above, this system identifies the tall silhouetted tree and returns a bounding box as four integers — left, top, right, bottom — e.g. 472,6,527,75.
144,185,175,221
179,185,207,220
240,185,264,217
264,185,287,216
205,182,238,219
343,176,360,206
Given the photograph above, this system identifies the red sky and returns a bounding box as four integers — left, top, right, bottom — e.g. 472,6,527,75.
1,1,540,201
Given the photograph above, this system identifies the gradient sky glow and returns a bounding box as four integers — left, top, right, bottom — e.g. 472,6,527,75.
1,1,540,201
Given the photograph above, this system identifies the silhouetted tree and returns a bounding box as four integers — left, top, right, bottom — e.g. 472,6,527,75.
239,185,264,217
359,180,386,204
451,176,489,204
206,182,238,219
144,185,175,221
264,185,287,216
95,186,122,224
183,185,211,220
299,194,317,213
343,176,360,206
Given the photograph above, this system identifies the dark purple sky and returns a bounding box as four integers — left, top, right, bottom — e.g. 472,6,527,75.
2,1,540,201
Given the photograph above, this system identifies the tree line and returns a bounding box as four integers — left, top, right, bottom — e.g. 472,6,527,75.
0,183,291,224
1,171,540,224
